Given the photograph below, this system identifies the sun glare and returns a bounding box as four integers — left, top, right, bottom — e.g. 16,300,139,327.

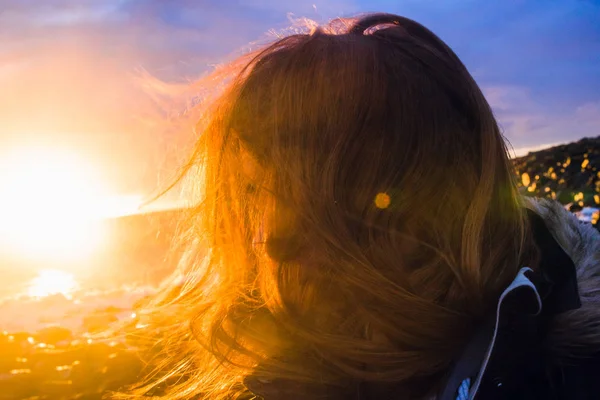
0,145,140,262
27,269,79,299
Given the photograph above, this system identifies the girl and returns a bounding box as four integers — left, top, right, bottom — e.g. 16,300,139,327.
136,13,600,400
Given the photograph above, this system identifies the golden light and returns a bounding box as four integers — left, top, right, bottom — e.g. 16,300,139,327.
521,172,531,187
27,269,79,299
527,182,537,193
374,192,391,209
0,145,140,262
582,159,590,169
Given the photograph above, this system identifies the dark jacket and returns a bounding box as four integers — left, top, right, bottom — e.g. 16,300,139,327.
245,199,600,400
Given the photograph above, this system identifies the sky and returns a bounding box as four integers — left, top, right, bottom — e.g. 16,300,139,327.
0,0,599,201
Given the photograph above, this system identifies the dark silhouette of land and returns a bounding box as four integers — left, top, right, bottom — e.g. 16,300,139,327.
513,136,600,206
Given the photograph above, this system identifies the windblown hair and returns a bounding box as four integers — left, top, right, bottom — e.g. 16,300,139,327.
131,13,537,400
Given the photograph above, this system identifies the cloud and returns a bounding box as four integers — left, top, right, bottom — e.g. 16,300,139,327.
511,142,569,158
576,101,600,123
0,0,598,197
0,1,128,28
378,1,600,132
483,85,600,155
0,0,359,79
0,0,360,196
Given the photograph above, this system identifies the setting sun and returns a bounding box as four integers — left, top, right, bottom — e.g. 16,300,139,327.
0,145,140,262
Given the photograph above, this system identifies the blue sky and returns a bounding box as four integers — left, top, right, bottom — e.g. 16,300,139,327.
0,0,598,194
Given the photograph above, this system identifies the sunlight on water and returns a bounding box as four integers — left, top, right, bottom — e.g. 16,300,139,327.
27,269,79,299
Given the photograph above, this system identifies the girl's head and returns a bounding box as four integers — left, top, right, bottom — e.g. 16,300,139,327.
144,13,533,399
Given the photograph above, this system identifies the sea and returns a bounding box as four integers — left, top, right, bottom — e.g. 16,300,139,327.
0,209,180,334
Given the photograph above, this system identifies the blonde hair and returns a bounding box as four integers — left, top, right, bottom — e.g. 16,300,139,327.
130,13,535,400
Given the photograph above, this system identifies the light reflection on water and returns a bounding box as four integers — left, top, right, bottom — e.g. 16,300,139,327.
0,279,157,334
27,269,79,299
0,264,164,334
0,266,161,334
0,208,181,333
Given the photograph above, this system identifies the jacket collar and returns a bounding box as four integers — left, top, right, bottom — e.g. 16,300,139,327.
438,207,582,400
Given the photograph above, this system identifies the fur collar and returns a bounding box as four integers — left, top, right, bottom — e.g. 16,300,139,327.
524,198,600,362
